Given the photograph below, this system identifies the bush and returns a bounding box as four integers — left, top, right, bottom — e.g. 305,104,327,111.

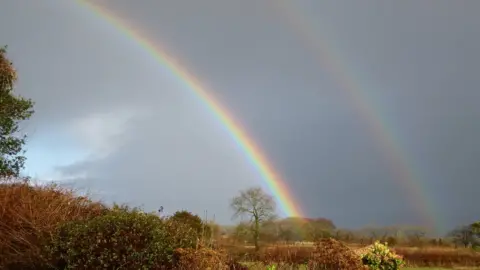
169,211,204,235
45,206,197,269
259,245,312,266
0,179,107,269
308,238,366,270
360,241,405,270
173,247,229,269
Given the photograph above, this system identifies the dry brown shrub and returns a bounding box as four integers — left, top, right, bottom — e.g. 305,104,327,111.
308,238,366,270
259,245,312,266
0,178,107,269
173,247,230,270
394,246,480,268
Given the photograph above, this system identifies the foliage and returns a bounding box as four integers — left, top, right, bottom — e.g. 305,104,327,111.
0,179,107,269
471,221,480,233
302,218,335,241
0,47,34,178
231,222,251,244
448,225,478,248
230,187,277,251
308,238,366,270
170,210,204,234
393,246,480,268
259,245,312,267
173,247,229,270
360,241,405,270
44,206,197,269
265,264,277,270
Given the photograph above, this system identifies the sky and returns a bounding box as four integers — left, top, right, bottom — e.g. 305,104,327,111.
1,0,479,234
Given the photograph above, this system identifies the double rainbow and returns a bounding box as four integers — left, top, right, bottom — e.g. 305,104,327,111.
77,1,303,218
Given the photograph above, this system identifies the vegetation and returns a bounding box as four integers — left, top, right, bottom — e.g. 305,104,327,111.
0,180,107,269
360,241,405,270
307,238,365,269
45,206,194,269
0,47,34,177
231,187,277,252
1,46,480,269
448,223,480,248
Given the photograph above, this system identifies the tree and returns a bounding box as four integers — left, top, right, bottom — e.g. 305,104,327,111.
302,217,336,241
448,225,476,248
230,187,276,251
0,47,34,178
470,221,480,248
232,222,251,245
403,227,427,246
471,221,480,235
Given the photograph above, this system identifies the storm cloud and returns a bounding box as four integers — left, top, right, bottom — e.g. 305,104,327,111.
1,0,479,233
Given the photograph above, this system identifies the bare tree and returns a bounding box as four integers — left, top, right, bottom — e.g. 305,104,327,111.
448,225,475,248
230,187,276,251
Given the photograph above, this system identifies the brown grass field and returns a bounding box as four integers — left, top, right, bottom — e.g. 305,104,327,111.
225,243,480,269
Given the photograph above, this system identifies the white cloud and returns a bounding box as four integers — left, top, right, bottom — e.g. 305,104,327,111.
67,108,149,159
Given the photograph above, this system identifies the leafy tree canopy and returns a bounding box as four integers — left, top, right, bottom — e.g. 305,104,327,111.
0,46,34,178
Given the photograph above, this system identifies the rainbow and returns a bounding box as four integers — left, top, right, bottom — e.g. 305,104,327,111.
272,1,440,232
76,1,303,218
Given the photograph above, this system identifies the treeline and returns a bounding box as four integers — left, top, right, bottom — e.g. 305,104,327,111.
220,217,480,248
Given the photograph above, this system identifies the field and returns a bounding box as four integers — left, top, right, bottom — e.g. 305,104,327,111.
223,243,480,269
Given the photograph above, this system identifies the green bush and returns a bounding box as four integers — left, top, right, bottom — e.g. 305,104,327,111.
44,205,197,269
169,211,204,235
360,241,405,270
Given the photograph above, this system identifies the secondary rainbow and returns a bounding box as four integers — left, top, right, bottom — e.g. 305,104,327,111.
77,1,303,218
273,1,440,232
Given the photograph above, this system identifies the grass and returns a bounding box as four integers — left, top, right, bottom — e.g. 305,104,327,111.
242,264,480,269
406,268,480,270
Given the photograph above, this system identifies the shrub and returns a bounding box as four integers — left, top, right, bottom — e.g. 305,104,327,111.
169,211,205,235
173,247,228,269
308,238,366,270
259,245,312,266
0,179,107,269
45,206,197,269
360,241,405,270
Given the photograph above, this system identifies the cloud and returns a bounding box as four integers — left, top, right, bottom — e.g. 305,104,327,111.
67,108,145,159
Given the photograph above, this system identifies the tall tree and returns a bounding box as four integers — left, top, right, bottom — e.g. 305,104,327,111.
230,187,276,251
0,47,34,178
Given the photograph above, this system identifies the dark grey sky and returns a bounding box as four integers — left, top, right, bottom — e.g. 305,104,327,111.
1,0,479,234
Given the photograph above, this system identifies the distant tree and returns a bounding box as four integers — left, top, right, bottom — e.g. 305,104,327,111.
0,47,34,178
278,226,295,243
232,222,251,245
471,221,480,235
448,225,476,248
259,220,280,243
303,218,336,241
230,187,276,251
470,221,480,248
403,227,427,246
